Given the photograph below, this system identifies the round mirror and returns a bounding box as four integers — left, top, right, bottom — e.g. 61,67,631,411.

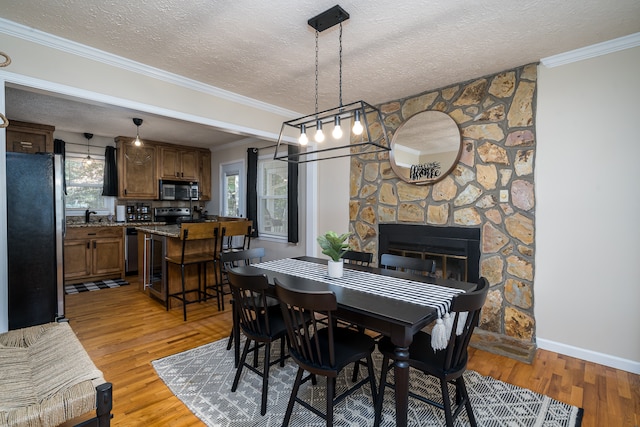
389,111,462,184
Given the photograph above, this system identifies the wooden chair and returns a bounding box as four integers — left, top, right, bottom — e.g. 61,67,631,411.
226,269,288,416
275,278,378,427
165,222,219,321
219,248,268,367
380,253,436,277
342,250,373,266
373,278,490,427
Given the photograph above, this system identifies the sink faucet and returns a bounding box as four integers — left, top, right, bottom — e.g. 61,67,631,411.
85,209,97,223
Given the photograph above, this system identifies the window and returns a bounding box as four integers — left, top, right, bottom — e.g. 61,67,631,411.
65,153,114,214
257,158,287,237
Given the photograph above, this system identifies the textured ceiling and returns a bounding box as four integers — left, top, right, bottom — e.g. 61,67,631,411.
1,0,639,147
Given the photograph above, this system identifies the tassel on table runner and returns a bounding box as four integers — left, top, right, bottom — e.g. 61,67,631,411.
431,311,469,351
431,317,448,350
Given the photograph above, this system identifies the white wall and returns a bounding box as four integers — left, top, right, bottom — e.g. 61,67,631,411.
535,46,640,372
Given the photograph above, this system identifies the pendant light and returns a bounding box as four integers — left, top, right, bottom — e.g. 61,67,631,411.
132,118,143,146
274,5,389,164
84,132,93,165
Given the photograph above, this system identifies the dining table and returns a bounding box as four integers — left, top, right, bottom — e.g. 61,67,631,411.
231,256,476,427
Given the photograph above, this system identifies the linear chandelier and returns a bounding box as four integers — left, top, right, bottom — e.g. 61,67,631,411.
274,5,389,164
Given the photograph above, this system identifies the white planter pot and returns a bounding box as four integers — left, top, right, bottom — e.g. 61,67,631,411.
327,259,344,278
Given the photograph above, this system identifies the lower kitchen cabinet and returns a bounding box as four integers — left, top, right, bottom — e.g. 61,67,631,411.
64,226,124,284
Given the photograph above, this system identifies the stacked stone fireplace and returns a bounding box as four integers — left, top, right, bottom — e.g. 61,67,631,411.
348,63,537,362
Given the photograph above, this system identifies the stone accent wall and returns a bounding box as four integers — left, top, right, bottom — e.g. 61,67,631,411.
349,63,538,362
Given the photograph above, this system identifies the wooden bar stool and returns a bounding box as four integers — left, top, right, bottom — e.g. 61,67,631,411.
166,222,219,321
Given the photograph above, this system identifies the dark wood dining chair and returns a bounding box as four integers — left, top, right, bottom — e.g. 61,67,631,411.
275,278,378,427
380,253,436,276
341,250,373,266
226,269,288,416
373,277,490,427
219,248,269,367
165,222,219,321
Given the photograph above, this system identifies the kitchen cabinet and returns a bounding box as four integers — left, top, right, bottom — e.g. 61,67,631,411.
199,150,212,200
158,146,198,181
5,120,55,153
116,137,158,199
64,227,124,284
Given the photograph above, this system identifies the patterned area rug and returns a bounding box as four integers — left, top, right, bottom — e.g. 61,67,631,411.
153,339,583,427
64,279,129,294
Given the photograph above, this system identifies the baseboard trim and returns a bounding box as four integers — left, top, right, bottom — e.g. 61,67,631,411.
537,338,640,374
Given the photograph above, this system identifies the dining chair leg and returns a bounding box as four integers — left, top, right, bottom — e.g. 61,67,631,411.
279,335,286,367
231,338,252,392
282,367,304,426
373,355,390,427
440,377,455,427
260,342,271,416
326,376,335,427
458,377,477,427
365,354,378,402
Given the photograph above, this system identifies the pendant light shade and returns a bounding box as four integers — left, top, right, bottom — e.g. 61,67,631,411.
274,5,389,164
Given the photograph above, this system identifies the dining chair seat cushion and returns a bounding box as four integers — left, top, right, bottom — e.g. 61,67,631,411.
292,327,375,373
377,331,467,376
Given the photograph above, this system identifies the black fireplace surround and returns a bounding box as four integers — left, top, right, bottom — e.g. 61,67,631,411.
378,224,481,283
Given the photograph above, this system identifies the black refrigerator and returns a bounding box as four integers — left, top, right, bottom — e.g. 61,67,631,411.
6,152,65,330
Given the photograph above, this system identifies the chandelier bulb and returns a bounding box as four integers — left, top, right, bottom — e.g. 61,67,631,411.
315,120,325,143
352,110,364,135
134,136,142,147
299,125,309,145
332,116,343,139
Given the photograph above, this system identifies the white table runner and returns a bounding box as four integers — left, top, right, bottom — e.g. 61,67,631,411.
253,258,464,317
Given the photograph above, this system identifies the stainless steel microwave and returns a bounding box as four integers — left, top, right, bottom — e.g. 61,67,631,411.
159,180,199,201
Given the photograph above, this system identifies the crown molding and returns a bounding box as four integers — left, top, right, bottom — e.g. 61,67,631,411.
541,32,640,67
0,17,300,118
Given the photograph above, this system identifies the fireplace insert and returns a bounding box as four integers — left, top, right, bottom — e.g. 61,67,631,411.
378,224,480,282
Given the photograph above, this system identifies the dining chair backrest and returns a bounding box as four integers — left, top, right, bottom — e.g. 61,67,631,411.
342,250,373,267
442,277,489,371
219,219,253,252
380,253,436,277
275,279,338,369
226,269,274,340
219,247,265,269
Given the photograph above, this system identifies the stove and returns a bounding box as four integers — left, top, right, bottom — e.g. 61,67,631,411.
154,207,192,224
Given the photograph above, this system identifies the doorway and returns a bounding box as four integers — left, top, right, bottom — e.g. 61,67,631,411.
220,161,245,217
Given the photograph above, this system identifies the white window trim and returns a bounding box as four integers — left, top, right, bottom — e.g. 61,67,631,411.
257,154,287,241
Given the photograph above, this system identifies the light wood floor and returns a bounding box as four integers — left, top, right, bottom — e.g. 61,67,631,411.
64,283,639,427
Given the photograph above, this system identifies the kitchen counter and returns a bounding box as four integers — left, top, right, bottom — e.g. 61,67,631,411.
67,221,166,228
135,224,181,238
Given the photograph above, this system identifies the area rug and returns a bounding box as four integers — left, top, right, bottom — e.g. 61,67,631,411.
64,279,129,294
152,339,583,427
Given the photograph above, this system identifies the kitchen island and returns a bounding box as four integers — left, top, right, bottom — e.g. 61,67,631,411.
136,219,252,311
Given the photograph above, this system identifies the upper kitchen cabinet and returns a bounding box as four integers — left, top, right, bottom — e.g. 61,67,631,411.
6,120,55,153
158,146,198,181
199,150,212,201
115,136,158,199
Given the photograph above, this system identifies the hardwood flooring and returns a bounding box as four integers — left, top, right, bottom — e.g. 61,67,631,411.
64,283,639,426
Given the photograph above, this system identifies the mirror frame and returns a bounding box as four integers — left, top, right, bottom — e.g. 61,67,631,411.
389,110,462,185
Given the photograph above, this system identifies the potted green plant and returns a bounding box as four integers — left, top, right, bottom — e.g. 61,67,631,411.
317,231,351,278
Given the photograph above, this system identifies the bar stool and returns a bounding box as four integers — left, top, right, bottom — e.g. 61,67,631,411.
166,222,219,321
